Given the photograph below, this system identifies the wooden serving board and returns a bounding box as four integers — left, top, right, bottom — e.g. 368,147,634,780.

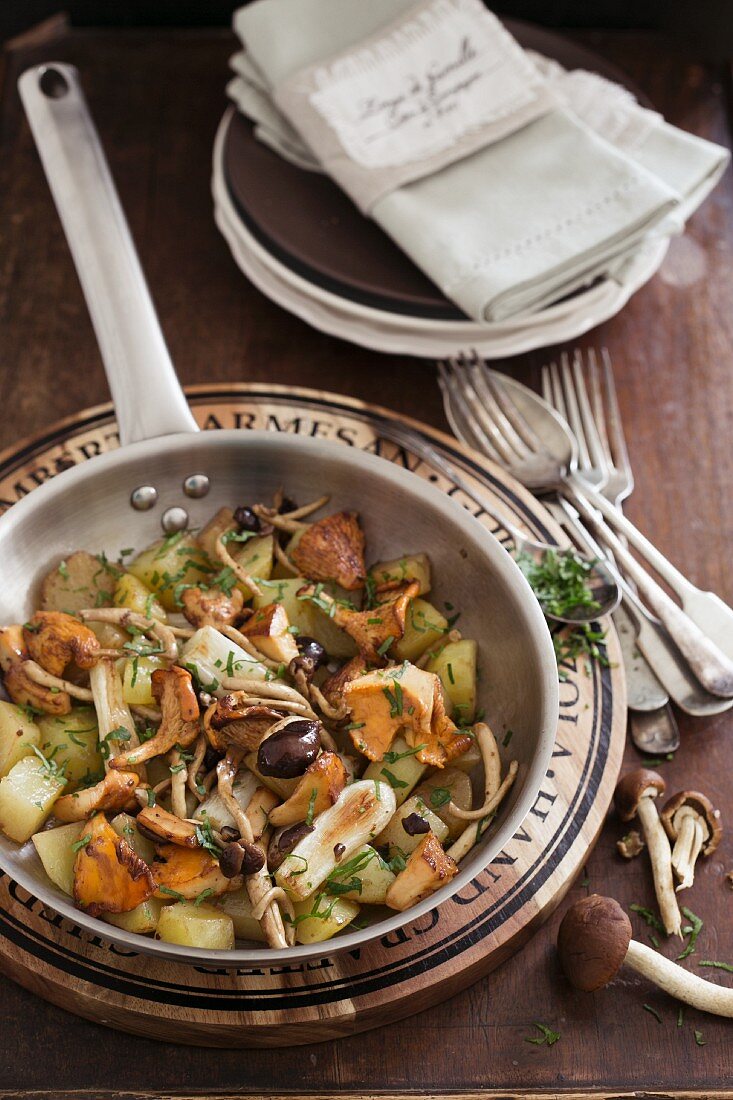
0,384,626,1047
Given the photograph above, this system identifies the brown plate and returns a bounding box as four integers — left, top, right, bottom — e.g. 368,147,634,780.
223,19,652,321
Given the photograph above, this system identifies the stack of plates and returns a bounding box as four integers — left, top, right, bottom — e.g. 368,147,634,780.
211,23,669,359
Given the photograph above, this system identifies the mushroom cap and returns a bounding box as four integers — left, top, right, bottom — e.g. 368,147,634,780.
661,790,723,855
557,894,632,991
614,768,666,821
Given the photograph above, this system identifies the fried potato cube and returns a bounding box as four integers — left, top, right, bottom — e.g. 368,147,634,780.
240,603,299,664
0,700,39,779
157,901,235,950
426,639,477,723
292,895,360,944
32,821,84,895
385,832,458,911
0,756,66,843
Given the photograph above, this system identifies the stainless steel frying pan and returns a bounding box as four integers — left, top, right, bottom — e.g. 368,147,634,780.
0,63,558,965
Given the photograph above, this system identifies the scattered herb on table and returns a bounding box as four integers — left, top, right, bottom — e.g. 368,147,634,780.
677,907,703,961
642,1003,663,1024
694,1029,706,1046
630,903,667,936
525,1022,560,1047
699,960,733,973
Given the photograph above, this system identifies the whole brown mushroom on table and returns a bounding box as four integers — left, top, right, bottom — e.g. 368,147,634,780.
660,790,722,891
614,768,681,936
558,895,733,1017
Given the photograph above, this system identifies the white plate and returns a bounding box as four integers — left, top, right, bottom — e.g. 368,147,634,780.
212,109,669,358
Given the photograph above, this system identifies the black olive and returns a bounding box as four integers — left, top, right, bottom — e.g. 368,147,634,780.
257,719,321,778
333,843,346,862
296,635,327,669
402,813,430,837
279,496,298,515
234,505,261,533
267,822,315,871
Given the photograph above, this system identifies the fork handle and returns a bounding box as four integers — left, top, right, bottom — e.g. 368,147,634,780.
570,474,705,599
567,486,733,698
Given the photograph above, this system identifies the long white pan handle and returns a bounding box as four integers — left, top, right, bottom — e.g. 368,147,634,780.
18,63,199,447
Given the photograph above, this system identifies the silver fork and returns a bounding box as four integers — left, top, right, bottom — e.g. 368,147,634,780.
440,350,733,699
542,350,681,746
543,351,664,702
543,349,629,507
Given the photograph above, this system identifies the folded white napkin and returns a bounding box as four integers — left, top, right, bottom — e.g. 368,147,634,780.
229,0,726,322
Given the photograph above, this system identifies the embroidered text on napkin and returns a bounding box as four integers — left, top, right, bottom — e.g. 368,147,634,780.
273,0,558,212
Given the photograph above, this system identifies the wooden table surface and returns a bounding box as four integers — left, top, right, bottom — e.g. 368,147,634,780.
1,15,732,1099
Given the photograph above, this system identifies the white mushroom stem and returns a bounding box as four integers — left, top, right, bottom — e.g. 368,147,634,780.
272,539,299,575
637,795,682,937
289,666,342,743
167,625,195,638
671,811,707,891
219,625,282,671
217,755,288,950
253,494,330,533
89,659,145,778
448,723,505,863
169,747,187,819
449,760,518,822
186,735,207,801
80,609,178,662
625,939,733,1017
23,660,93,702
214,535,262,598
220,675,318,718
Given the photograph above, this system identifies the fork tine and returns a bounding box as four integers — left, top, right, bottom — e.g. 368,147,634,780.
445,355,525,465
571,349,610,476
600,347,633,488
541,365,553,407
547,361,567,421
475,357,549,456
471,363,533,459
586,348,614,466
559,351,592,470
439,361,509,464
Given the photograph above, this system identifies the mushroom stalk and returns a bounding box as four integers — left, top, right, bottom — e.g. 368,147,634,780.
448,723,505,863
671,815,705,891
636,795,682,937
23,660,93,702
217,756,289,949
89,659,144,776
80,608,178,662
625,939,733,1016
615,770,681,937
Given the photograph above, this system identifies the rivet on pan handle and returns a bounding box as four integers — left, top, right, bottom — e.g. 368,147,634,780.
18,63,199,447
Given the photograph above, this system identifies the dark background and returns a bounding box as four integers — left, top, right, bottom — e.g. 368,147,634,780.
1,1,732,57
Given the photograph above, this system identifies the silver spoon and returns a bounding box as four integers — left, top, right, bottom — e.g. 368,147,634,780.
371,415,620,625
